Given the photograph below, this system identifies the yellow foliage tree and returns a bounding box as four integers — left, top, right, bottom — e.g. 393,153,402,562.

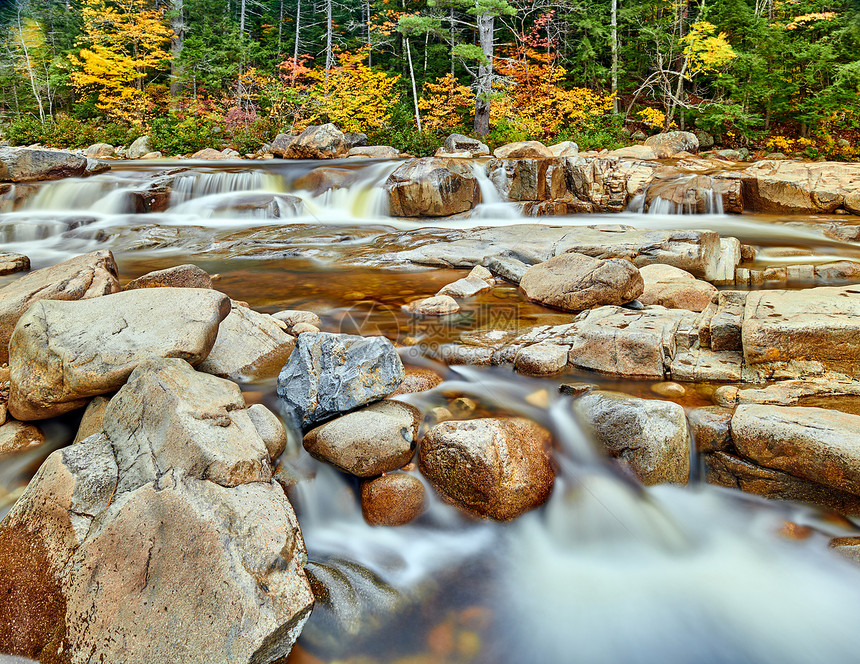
417,73,476,130
68,0,173,125
680,21,736,75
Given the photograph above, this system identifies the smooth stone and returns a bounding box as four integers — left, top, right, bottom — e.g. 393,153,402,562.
123,264,213,290
8,288,230,420
574,390,690,484
444,133,490,157
644,131,699,157
547,141,579,157
482,255,530,284
0,147,87,182
191,147,228,160
84,143,114,158
197,303,295,382
388,367,444,396
271,309,322,334
0,252,30,276
436,275,492,298
279,123,348,159
638,263,717,312
303,400,419,477
650,381,686,398
0,419,45,459
0,250,120,364
607,145,658,160
347,145,400,158
688,406,734,453
402,295,460,316
514,342,569,376
361,473,426,526
519,252,644,312
246,403,288,460
385,158,481,217
276,332,404,428
126,135,151,159
419,417,555,520
493,141,553,159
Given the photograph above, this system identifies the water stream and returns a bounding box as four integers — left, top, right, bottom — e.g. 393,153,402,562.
4,158,860,663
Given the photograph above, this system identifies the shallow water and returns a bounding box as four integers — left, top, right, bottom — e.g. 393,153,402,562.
3,158,860,664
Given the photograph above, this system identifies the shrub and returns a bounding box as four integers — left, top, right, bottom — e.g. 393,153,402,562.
148,111,224,155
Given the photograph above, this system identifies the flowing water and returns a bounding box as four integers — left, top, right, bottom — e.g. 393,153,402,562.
4,158,860,664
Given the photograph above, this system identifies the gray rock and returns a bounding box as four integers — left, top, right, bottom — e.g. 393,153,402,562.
84,158,111,175
303,400,419,476
126,135,151,159
344,132,368,149
279,123,348,159
402,295,460,316
72,396,111,444
644,131,699,157
694,130,715,149
514,342,569,375
573,390,690,484
270,133,296,158
276,332,404,428
0,250,120,364
247,403,288,460
348,145,400,159
436,275,492,298
197,303,296,382
385,157,481,217
443,133,490,157
0,147,87,182
85,143,114,158
8,287,230,420
519,252,644,312
482,255,530,284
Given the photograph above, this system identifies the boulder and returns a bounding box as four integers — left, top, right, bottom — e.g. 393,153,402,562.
419,417,555,520
607,145,658,160
732,404,860,495
8,288,230,420
493,141,553,159
246,403,288,460
687,406,733,453
547,141,579,157
0,252,29,276
573,390,690,484
388,367,444,396
443,133,490,157
360,472,425,526
644,131,699,157
123,264,213,290
191,147,227,160
402,295,460,316
344,132,368,149
0,250,120,364
0,419,45,458
694,130,715,149
519,252,644,312
197,303,296,382
276,332,404,428
270,309,322,334
270,133,296,158
84,143,114,159
292,167,358,195
742,285,860,380
385,157,481,217
303,400,419,476
436,273,492,298
141,151,162,159
514,342,569,376
0,147,87,182
279,123,348,159
72,396,111,444
84,158,111,175
638,263,717,312
347,145,400,159
126,135,151,159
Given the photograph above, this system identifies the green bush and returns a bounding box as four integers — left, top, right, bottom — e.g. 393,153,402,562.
3,115,142,148
566,114,629,151
149,112,224,155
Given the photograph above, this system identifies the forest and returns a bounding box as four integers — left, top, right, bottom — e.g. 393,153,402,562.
0,0,858,157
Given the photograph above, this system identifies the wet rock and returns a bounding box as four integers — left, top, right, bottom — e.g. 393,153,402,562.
123,264,213,290
348,145,400,158
694,130,715,149
493,141,553,159
644,131,699,157
0,419,45,458
739,160,860,214
519,252,644,312
514,342,569,375
714,378,860,408
197,303,296,382
8,288,230,420
84,143,114,158
292,166,359,196
344,131,368,149
547,141,579,157
385,158,481,217
271,309,323,334
642,174,742,214
361,472,426,526
388,367,444,396
742,285,860,380
0,147,87,182
705,450,860,516
574,390,690,484
418,417,555,520
247,403,288,460
402,295,460,316
482,255,530,284
436,273,492,298
280,123,348,159
72,396,111,444
650,381,686,398
303,400,419,477
638,264,717,312
0,250,120,364
732,404,860,495
688,406,733,453
0,252,29,276
444,133,489,157
126,135,151,159
191,147,228,160
277,332,404,428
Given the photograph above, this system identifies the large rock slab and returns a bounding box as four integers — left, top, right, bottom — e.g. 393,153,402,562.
742,285,860,380
8,287,230,420
104,357,271,493
573,390,690,484
279,123,348,159
739,160,860,214
0,252,30,276
0,419,45,458
123,264,213,290
385,157,481,217
638,264,717,312
0,250,120,364
0,147,87,182
277,332,404,428
493,141,553,159
519,252,643,312
732,404,860,496
303,400,419,476
197,303,296,382
418,417,554,520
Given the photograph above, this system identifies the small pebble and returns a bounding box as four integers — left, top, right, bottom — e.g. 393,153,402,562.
650,381,686,398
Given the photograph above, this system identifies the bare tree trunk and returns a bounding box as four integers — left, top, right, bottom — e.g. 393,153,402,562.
16,5,45,122
278,0,283,53
450,8,455,77
292,0,301,84
406,38,422,131
170,0,185,97
611,0,618,113
325,0,333,71
473,13,494,137
366,0,371,65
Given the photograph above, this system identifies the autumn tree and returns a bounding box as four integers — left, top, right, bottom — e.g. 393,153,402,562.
68,0,173,125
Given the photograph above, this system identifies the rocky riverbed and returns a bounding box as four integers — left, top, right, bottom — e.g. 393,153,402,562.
4,135,860,663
